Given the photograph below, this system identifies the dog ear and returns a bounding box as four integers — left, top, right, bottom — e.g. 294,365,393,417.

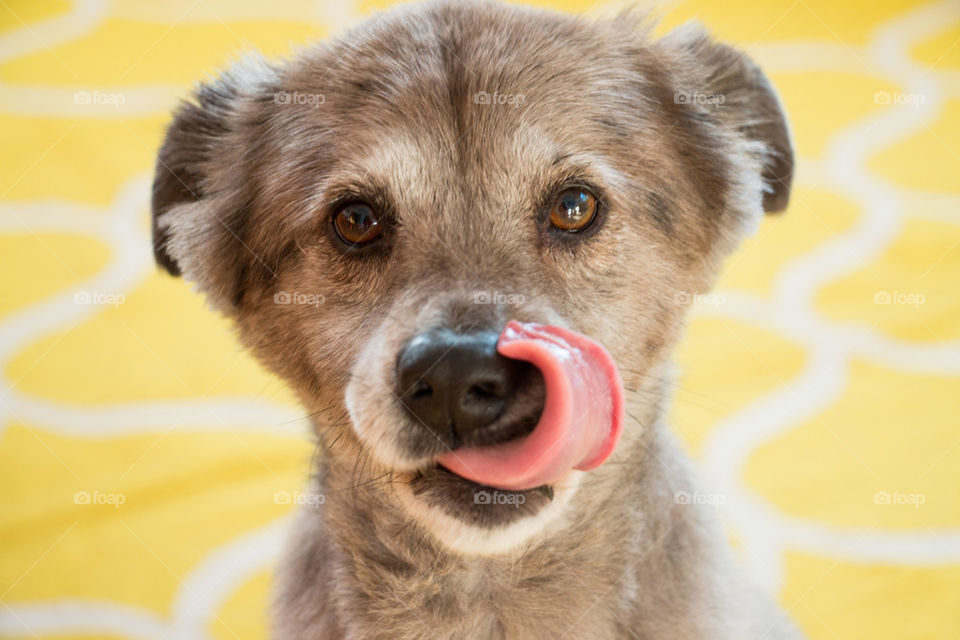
659,24,794,214
151,58,274,312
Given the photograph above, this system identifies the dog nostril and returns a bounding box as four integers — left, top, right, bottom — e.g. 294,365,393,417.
408,381,432,400
466,380,503,400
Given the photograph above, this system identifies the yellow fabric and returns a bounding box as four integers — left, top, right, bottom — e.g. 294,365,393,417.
1,1,958,638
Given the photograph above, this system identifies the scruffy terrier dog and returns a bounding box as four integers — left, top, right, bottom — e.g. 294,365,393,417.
152,1,799,637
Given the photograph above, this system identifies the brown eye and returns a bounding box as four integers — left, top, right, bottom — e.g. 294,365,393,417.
549,187,597,232
334,203,382,246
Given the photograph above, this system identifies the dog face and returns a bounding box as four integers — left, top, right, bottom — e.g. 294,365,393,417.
152,0,791,554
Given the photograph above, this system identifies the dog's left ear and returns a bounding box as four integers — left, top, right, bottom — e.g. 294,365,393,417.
658,25,794,213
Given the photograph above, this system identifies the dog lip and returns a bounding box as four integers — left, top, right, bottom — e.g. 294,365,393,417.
413,462,554,501
408,463,556,527
431,464,555,500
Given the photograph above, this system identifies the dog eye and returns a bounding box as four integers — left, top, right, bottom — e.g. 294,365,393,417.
549,187,597,232
333,203,382,246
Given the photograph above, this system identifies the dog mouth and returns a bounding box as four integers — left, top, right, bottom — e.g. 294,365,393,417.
402,372,552,528
435,322,625,491
400,321,625,527
408,464,557,529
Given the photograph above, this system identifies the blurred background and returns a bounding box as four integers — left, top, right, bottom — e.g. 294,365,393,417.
1,0,958,638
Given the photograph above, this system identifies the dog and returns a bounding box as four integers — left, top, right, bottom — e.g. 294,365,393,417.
151,1,799,637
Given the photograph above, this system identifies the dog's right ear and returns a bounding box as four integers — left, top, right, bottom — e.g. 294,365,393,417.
151,58,275,312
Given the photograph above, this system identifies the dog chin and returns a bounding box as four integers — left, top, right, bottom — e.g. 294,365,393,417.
395,468,583,555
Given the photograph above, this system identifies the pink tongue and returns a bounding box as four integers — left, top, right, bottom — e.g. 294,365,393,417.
436,321,624,491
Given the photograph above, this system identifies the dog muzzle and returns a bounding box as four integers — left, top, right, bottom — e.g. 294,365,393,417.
437,321,625,491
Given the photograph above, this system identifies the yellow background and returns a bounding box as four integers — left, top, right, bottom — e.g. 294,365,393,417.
1,0,959,638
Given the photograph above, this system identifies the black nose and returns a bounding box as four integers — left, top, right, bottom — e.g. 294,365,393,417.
396,328,534,448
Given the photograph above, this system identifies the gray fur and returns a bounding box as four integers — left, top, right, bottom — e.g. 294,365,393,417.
151,1,799,638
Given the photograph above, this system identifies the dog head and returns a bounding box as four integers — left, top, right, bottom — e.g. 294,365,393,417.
151,0,792,554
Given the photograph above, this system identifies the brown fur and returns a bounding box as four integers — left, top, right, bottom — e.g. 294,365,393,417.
151,1,799,638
